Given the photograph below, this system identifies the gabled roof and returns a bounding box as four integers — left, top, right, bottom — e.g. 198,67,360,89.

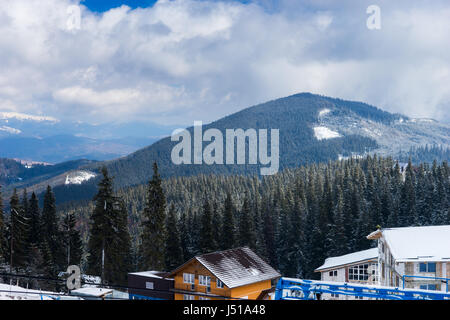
169,247,281,289
377,225,450,262
315,248,378,272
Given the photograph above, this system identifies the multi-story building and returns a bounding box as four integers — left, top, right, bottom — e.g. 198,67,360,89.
315,248,379,300
168,247,280,300
367,225,450,292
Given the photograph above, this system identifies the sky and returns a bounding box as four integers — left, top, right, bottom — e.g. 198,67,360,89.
0,0,449,127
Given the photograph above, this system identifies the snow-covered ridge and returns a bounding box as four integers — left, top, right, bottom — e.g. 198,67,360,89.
0,125,21,134
314,126,342,140
65,170,97,185
0,112,59,122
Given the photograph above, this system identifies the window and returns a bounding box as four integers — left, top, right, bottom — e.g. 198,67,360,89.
199,296,210,300
419,263,436,273
349,264,369,281
199,275,211,286
329,270,338,277
349,263,378,282
183,294,195,300
216,279,224,289
331,293,339,298
145,282,154,290
420,284,438,291
183,273,195,284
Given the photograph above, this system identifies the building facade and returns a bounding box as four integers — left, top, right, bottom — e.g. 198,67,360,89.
367,225,450,292
128,271,174,300
315,248,379,300
168,247,280,300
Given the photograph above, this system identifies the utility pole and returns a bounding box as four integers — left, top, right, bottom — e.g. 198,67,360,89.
10,208,15,286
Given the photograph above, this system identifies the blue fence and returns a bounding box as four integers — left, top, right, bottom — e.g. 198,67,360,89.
275,277,450,300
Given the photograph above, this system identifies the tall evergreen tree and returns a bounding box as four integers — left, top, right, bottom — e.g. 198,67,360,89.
220,193,236,250
0,186,5,263
165,204,183,270
139,162,167,271
199,200,216,253
8,189,28,271
238,197,256,250
62,212,83,267
87,167,132,284
28,192,41,246
41,185,63,271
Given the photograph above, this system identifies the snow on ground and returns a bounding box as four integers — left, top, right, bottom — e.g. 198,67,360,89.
314,126,342,140
0,283,56,300
318,108,331,117
0,126,21,134
65,171,97,185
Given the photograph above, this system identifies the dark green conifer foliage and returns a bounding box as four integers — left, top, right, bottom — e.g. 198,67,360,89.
238,197,256,250
62,213,83,267
28,192,41,246
220,193,236,250
9,189,28,271
0,186,4,262
199,200,216,254
41,185,64,271
139,162,167,271
165,204,184,270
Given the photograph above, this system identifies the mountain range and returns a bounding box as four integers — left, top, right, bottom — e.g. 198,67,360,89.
1,93,449,204
0,112,177,163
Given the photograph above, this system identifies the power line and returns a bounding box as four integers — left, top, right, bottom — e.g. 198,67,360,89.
0,272,251,300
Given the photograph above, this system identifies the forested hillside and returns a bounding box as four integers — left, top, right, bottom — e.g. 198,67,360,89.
58,155,450,279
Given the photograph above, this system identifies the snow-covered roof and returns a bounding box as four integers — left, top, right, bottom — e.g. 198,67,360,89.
70,287,113,298
169,247,280,289
315,248,378,272
381,225,450,262
0,284,57,300
128,270,173,279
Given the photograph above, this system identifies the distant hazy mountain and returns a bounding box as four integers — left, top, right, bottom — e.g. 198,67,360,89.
2,93,448,203
0,112,177,163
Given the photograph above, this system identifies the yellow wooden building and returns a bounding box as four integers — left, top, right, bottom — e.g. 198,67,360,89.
167,247,280,300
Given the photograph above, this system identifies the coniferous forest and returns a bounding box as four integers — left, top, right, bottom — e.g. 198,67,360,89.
0,155,449,290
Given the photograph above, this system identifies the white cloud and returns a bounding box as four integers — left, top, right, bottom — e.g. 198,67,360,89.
0,0,449,126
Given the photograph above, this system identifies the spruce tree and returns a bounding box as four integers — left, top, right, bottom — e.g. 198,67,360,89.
28,192,41,246
220,193,236,250
87,167,131,285
9,189,28,272
41,185,63,271
165,204,184,270
199,200,216,253
238,197,256,250
139,162,167,271
62,213,83,267
0,186,5,263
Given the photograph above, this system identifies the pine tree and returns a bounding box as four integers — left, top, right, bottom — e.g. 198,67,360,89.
211,202,221,251
87,167,131,285
220,193,236,250
0,186,5,263
41,186,63,271
165,204,184,270
238,197,256,250
62,213,83,267
139,162,167,271
28,192,41,246
8,189,28,271
199,200,216,253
